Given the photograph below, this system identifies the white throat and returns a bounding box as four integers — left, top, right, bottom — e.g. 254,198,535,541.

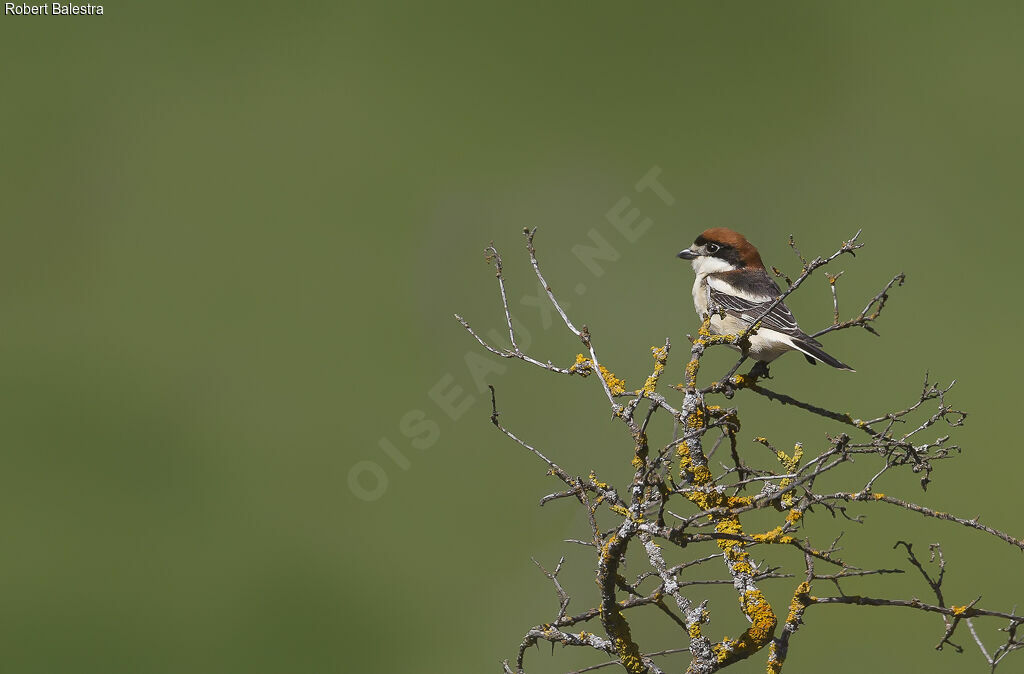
689,255,740,319
690,255,738,280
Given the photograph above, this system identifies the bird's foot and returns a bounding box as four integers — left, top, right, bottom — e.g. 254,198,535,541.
747,361,771,380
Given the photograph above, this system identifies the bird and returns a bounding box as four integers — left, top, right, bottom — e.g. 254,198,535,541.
677,227,854,372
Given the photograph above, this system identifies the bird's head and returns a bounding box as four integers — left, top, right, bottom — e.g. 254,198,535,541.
677,227,765,274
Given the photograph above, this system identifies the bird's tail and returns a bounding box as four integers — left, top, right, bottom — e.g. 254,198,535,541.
789,335,855,372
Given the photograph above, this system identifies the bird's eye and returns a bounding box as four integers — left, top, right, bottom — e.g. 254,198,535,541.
706,243,720,254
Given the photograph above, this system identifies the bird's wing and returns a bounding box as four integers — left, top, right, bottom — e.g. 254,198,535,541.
707,286,803,337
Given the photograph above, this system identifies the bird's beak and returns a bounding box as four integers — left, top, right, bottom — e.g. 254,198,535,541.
677,247,698,260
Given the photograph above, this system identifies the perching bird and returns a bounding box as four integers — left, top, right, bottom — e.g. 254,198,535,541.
677,228,854,372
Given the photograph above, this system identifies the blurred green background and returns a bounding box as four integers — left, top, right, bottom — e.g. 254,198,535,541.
2,2,1022,672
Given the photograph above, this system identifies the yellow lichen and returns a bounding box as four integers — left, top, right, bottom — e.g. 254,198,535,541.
676,440,696,483
742,590,778,642
766,641,782,674
714,637,734,662
774,442,803,507
673,399,783,669
684,357,701,387
588,471,611,490
732,560,754,575
571,353,594,376
715,516,747,559
642,345,668,393
751,527,794,545
786,581,811,624
712,589,778,666
600,534,618,562
612,637,646,673
609,504,631,518
598,365,627,396
691,464,713,484
687,407,706,428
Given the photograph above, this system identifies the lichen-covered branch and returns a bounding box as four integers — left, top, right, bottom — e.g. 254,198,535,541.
459,229,1023,673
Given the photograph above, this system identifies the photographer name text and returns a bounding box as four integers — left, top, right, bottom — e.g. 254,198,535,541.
5,3,104,15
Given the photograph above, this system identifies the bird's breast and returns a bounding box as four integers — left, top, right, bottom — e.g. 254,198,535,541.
691,276,710,318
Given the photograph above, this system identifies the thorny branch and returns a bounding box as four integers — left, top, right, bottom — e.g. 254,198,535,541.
458,229,1023,673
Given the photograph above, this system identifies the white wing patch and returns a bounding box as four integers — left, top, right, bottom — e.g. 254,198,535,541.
706,275,774,302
